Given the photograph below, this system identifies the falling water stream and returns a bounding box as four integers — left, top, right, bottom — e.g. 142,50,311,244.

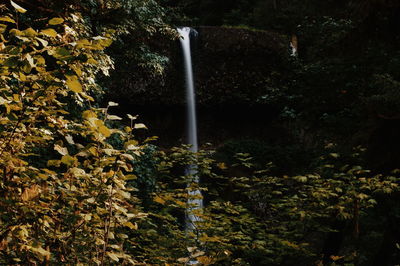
177,27,203,235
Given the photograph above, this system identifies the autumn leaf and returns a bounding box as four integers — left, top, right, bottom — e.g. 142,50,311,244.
10,1,27,13
48,17,64,25
21,185,41,201
66,75,83,93
54,144,68,155
41,28,58,37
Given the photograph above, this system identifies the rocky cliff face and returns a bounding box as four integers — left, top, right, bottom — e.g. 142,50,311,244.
193,26,289,105
105,26,290,147
106,26,289,107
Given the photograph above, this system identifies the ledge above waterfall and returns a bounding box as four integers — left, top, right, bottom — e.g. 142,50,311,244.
196,26,287,56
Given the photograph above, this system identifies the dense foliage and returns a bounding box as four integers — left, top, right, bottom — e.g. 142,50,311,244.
0,0,399,265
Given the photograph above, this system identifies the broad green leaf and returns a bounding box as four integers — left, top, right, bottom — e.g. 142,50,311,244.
49,17,64,25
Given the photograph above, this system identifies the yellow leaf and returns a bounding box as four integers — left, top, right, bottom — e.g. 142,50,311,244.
106,252,119,262
108,101,119,107
47,160,61,167
107,115,122,120
134,123,147,129
187,247,197,253
0,24,6,34
192,251,205,258
41,28,57,37
21,185,41,201
127,114,137,120
66,75,83,93
61,155,77,166
9,28,23,36
65,135,74,144
124,222,138,230
10,1,27,13
330,255,344,261
217,162,228,170
199,235,222,243
177,258,190,263
124,174,137,180
88,146,99,156
83,214,92,221
35,37,48,47
86,197,95,203
153,195,165,204
48,17,64,25
23,27,37,37
54,144,68,155
197,256,214,265
82,110,97,119
174,200,186,207
98,125,111,138
0,16,16,23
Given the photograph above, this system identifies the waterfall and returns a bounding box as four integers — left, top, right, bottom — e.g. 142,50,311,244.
177,27,203,234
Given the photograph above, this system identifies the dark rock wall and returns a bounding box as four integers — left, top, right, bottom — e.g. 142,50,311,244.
105,26,290,147
194,27,288,106
106,26,289,106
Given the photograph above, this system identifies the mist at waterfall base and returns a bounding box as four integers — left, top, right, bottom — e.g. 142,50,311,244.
177,27,203,234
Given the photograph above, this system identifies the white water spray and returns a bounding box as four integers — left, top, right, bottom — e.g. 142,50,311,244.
177,27,203,233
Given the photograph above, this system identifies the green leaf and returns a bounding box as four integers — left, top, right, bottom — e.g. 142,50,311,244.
10,1,27,13
48,17,64,25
